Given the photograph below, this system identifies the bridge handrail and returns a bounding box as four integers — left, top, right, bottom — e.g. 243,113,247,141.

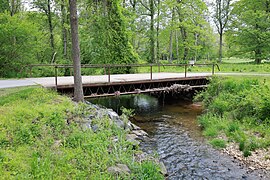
26,63,217,68
24,63,220,88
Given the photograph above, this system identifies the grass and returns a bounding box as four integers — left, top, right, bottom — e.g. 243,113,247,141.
195,76,270,156
210,139,226,149
222,57,254,64
136,58,270,74
0,87,163,179
0,86,38,97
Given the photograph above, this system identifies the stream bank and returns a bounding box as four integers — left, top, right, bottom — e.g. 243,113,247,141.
89,94,270,179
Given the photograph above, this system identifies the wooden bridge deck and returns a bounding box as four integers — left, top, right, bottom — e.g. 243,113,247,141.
28,72,212,88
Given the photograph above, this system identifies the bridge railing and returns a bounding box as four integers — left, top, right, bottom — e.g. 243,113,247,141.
24,63,220,88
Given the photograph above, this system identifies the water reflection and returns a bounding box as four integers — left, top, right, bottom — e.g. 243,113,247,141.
89,94,160,115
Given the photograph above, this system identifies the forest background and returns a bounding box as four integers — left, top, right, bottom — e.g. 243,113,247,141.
1,0,270,77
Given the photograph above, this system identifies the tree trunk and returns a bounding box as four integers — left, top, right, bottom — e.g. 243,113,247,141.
10,0,20,16
131,0,137,48
255,49,262,64
180,27,188,61
177,6,188,62
61,0,68,59
156,0,160,63
149,0,155,63
218,29,223,63
175,30,179,63
169,8,175,63
169,30,173,63
194,33,199,62
47,0,55,61
69,0,84,102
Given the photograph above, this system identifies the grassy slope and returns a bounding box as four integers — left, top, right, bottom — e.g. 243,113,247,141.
0,87,163,179
195,76,270,157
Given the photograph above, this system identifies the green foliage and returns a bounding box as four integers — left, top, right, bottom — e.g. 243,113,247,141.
80,0,138,73
196,76,270,156
0,0,9,13
227,0,270,63
134,161,163,180
0,88,163,179
203,127,218,137
210,139,226,149
0,13,41,77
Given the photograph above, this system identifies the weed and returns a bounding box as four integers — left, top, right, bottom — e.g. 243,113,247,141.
210,139,226,148
239,141,245,151
203,127,218,137
228,122,240,133
243,150,252,157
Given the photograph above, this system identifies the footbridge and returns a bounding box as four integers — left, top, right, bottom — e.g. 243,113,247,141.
25,63,219,98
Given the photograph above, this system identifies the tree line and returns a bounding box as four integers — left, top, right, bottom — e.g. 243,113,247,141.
1,0,270,77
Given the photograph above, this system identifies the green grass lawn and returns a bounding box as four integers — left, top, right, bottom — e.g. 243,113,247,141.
0,87,37,97
135,58,270,74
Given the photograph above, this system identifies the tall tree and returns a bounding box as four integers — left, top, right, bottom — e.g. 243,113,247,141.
169,7,175,63
228,0,270,64
175,0,189,61
10,0,21,16
212,0,232,62
0,0,10,13
0,13,41,77
60,0,69,59
32,0,56,62
80,0,137,73
139,0,155,63
69,0,84,102
0,0,21,15
156,0,161,62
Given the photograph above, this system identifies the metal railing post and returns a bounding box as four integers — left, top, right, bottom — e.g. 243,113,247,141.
185,64,187,78
150,65,153,80
29,65,33,78
108,66,111,83
55,66,58,89
104,66,107,75
212,64,215,75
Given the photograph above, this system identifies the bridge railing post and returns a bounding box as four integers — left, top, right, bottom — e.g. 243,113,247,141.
150,64,153,80
104,66,107,75
29,65,33,78
55,65,58,90
108,65,111,83
212,64,215,75
184,64,187,78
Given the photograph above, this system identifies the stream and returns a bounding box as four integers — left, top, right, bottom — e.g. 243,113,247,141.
89,94,270,179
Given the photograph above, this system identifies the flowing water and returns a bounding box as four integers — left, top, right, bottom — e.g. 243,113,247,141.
89,94,270,180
